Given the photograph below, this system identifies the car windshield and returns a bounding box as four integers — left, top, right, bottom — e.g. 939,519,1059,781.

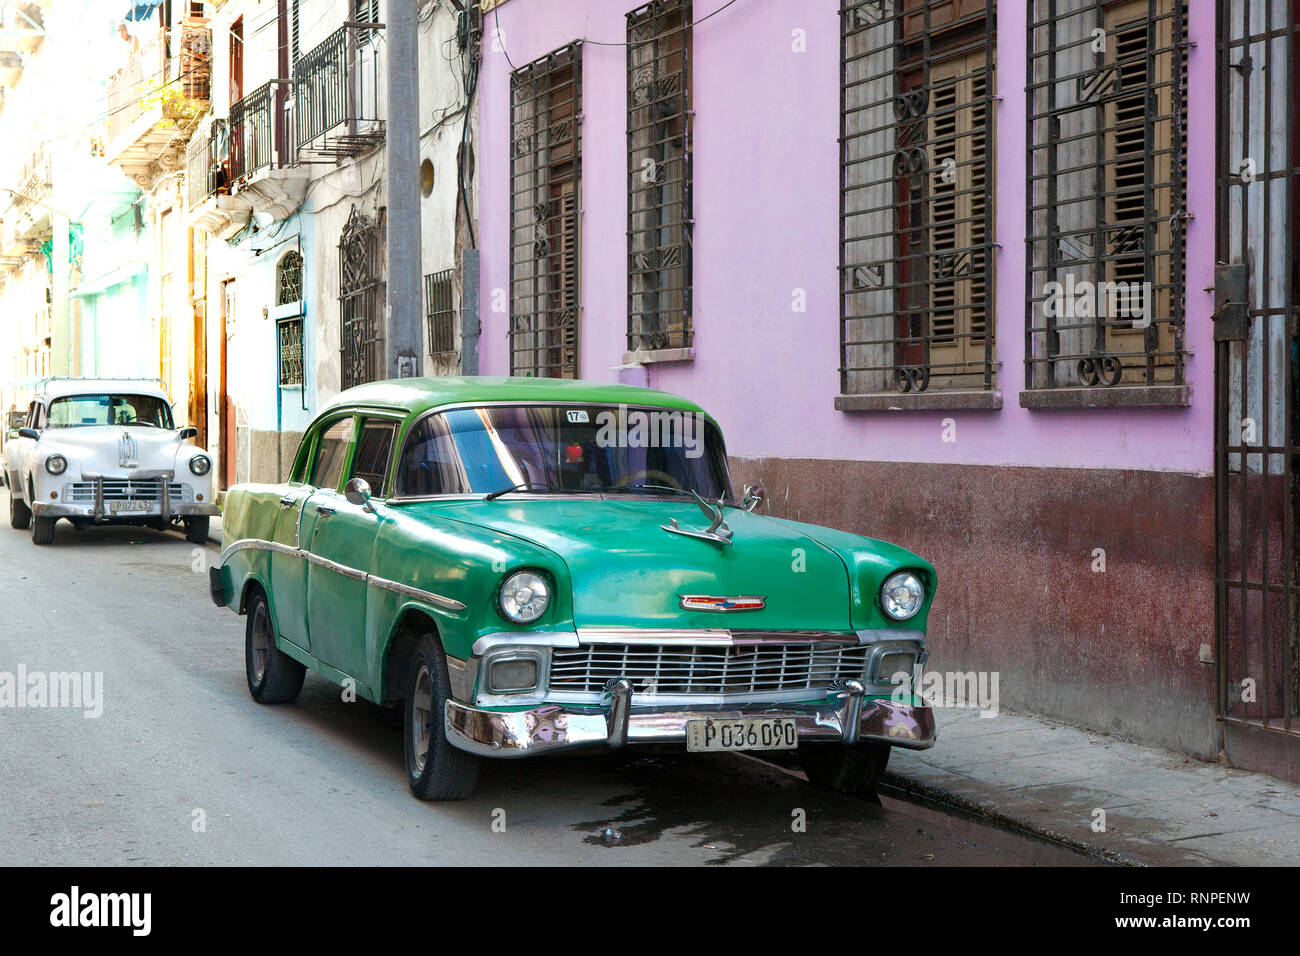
47,394,174,429
397,404,735,500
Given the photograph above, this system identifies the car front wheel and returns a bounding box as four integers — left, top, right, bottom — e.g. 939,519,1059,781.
8,485,30,530
244,590,305,704
184,516,210,544
30,514,56,545
798,742,890,795
404,634,480,801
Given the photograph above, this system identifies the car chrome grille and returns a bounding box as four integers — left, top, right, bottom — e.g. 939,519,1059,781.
63,480,190,504
549,642,870,697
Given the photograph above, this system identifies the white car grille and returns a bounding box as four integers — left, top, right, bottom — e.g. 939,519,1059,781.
549,642,870,697
63,479,191,504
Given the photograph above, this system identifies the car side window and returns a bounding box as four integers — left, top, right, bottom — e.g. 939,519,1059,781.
26,401,39,429
309,418,353,491
396,415,467,496
349,417,398,496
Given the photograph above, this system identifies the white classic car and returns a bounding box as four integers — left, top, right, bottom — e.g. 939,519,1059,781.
3,378,220,545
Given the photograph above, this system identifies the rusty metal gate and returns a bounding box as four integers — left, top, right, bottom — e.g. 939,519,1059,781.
1215,0,1300,734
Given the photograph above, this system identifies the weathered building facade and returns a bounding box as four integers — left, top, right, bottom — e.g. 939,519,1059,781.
474,0,1299,778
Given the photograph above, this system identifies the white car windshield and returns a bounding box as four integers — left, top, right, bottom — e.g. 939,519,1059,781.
47,394,174,429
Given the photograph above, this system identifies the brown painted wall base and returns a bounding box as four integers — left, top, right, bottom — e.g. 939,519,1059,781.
236,428,305,486
731,456,1222,760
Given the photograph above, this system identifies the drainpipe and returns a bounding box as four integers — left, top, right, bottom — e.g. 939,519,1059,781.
460,249,479,375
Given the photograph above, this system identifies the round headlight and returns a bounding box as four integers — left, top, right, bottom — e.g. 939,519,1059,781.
45,455,67,476
499,570,550,624
880,571,925,621
189,455,211,476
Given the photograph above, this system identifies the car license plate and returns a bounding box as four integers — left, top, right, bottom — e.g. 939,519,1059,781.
109,500,152,513
685,717,798,753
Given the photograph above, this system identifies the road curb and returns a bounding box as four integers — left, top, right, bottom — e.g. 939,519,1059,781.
881,770,1147,867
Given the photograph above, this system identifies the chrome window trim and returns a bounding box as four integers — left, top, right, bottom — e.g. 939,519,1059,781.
217,538,467,612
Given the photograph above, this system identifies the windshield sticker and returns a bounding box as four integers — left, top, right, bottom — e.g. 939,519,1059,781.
565,410,590,423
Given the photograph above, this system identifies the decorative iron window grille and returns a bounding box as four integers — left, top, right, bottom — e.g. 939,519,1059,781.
627,0,692,354
339,205,385,390
278,316,304,388
510,42,582,379
425,268,457,355
1025,0,1187,390
294,22,384,160
840,0,997,396
276,250,303,307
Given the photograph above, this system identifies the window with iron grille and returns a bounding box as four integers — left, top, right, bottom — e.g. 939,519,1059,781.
425,268,457,354
1025,0,1187,392
276,249,303,307
510,43,582,379
840,0,997,396
339,204,385,390
278,316,304,388
627,0,692,354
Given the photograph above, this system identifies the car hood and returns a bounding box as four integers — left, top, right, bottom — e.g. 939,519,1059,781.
38,427,191,475
420,497,855,631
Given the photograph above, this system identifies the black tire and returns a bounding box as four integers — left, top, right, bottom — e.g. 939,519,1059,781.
184,516,210,544
244,590,305,704
798,742,891,795
404,634,480,801
9,483,30,530
30,514,56,545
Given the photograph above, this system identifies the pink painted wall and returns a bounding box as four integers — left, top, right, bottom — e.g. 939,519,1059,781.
478,0,1217,474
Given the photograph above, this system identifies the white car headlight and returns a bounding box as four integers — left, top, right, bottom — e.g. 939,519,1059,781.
880,571,925,621
499,570,550,624
45,455,67,476
189,455,211,476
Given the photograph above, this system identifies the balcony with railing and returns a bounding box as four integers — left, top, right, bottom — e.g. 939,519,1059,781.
294,21,385,161
184,120,249,240
105,20,211,186
2,145,52,259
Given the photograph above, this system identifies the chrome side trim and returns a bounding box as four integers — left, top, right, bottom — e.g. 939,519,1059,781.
369,574,467,612
217,537,466,612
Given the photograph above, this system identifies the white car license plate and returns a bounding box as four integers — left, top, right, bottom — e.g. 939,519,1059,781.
109,500,152,513
685,717,798,753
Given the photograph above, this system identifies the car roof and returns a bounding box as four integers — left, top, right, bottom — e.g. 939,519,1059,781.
36,378,170,402
320,376,710,418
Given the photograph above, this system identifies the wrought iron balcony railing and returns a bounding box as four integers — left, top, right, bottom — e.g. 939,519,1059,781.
294,21,384,160
186,120,225,211
229,80,296,182
107,22,212,144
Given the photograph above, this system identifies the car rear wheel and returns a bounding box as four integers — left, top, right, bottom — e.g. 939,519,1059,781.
404,634,480,801
184,516,210,544
244,590,305,704
798,742,890,795
30,514,56,545
8,485,30,530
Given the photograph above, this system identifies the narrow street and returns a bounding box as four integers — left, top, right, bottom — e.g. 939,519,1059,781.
0,488,1093,867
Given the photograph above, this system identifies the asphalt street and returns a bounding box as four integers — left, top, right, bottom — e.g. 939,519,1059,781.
0,488,1099,866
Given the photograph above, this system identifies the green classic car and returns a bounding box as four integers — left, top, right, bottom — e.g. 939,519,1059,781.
210,377,936,800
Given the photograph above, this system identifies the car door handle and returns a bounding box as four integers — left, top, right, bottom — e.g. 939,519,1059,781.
315,505,336,517
279,495,296,509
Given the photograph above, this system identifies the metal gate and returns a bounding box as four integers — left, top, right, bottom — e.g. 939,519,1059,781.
339,204,384,390
1215,0,1300,734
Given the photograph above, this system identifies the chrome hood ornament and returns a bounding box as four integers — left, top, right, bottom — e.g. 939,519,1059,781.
662,491,734,548
119,431,138,468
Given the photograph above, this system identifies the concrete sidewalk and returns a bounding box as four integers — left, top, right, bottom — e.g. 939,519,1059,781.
887,706,1300,866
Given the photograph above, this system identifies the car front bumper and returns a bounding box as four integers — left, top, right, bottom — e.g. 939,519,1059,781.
444,682,936,758
32,471,218,521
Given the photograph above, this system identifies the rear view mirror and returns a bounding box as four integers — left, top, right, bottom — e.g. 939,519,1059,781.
178,427,198,440
18,427,39,440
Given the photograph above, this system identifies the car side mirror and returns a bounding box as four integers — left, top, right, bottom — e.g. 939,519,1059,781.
344,477,376,512
18,427,39,440
178,427,198,441
743,482,765,513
